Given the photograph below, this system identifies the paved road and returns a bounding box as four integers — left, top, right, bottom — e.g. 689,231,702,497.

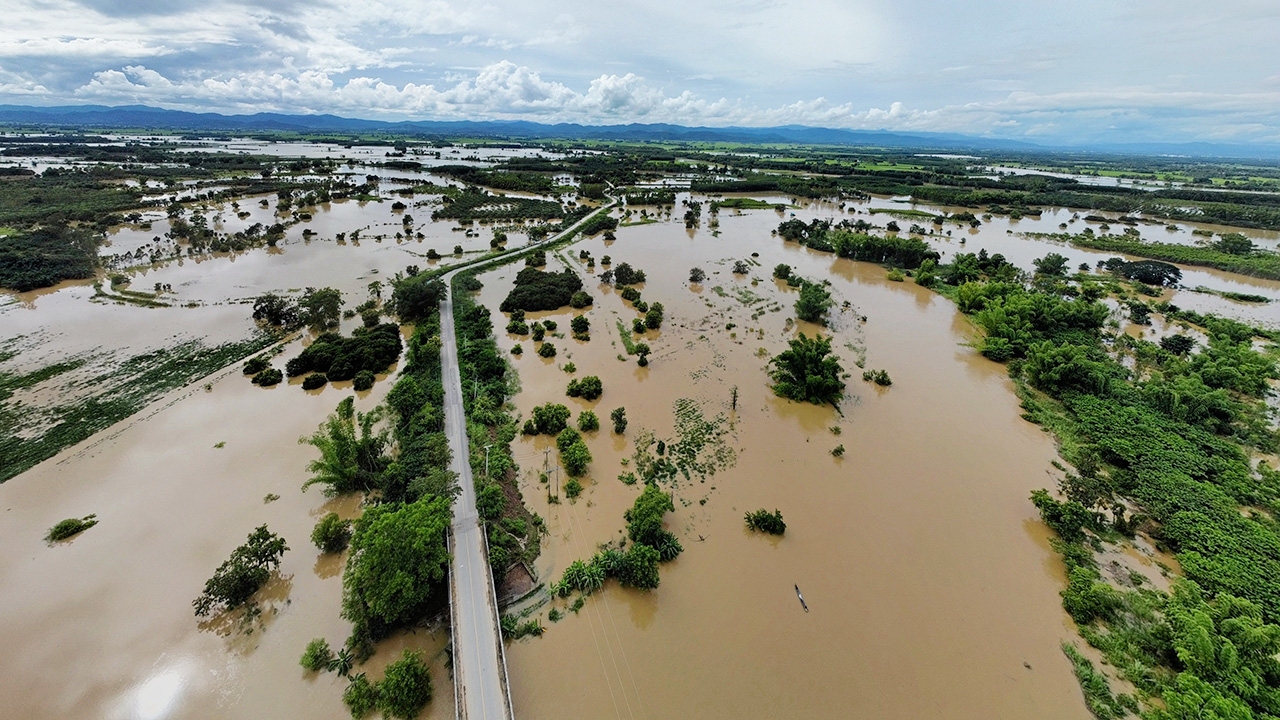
441,291,514,720
438,197,616,720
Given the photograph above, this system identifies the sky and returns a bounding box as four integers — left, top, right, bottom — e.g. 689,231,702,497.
2,0,1279,145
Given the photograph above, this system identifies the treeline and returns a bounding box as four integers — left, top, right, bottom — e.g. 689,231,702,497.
431,165,556,194
930,250,1280,718
776,218,939,269
693,173,839,199
451,272,543,575
431,189,564,221
1062,232,1280,281
0,225,99,291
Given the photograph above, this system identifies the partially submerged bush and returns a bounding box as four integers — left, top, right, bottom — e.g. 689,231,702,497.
311,512,353,553
46,515,97,541
300,638,334,672
745,509,786,535
243,356,270,375
302,373,328,390
252,368,283,386
352,369,376,391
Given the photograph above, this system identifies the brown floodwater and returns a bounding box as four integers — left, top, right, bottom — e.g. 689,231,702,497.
470,207,1094,719
4,150,1276,719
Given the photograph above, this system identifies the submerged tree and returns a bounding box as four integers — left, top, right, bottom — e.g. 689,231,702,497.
768,333,845,407
193,525,289,616
300,397,391,496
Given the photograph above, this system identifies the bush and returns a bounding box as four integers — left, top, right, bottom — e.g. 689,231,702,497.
566,375,603,400
565,478,583,498
611,407,627,434
689,267,706,283
745,509,786,535
773,264,791,280
633,318,646,334
530,323,545,341
571,315,590,334
511,344,523,356
343,674,380,718
252,368,283,386
561,439,592,477
46,515,97,541
577,410,600,432
570,291,592,308
193,525,289,616
886,269,905,282
352,370,376,391
862,369,892,386
531,403,572,434
378,650,433,719
311,513,352,553
243,356,270,375
542,319,558,331
302,373,328,390
300,638,334,672
538,342,557,358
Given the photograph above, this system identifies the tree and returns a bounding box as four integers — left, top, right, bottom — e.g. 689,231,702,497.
1214,233,1255,256
300,398,390,496
560,439,592,477
193,525,289,616
1161,334,1196,355
795,280,832,323
773,264,791,280
578,410,600,432
566,375,603,400
378,651,433,719
612,262,646,286
342,496,452,643
390,273,446,322
1033,253,1070,277
253,292,300,328
645,302,664,330
769,333,845,406
571,314,590,334
312,513,353,553
611,407,628,434
732,260,749,274
625,483,675,548
689,267,706,283
299,287,344,329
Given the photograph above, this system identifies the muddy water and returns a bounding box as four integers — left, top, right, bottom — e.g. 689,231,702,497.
0,337,453,719
470,208,1093,719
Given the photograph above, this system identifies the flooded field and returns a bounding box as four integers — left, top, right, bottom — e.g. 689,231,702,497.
474,209,1093,719
3,143,1277,718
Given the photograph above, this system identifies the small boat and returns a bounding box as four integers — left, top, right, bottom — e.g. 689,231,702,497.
795,584,809,612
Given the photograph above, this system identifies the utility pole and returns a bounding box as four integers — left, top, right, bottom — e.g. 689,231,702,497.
483,443,493,479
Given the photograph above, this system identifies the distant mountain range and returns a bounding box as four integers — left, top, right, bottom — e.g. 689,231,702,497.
2,104,1279,160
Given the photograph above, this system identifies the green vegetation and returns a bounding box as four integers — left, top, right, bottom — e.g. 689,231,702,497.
192,525,289,616
769,334,846,407
311,513,353,553
611,407,627,434
862,369,892,386
377,651,434,720
1046,231,1280,280
252,367,283,386
451,271,544,575
577,410,599,432
342,496,452,652
389,271,447,323
431,188,563,221
302,373,328,390
0,225,99,291
927,247,1280,718
745,509,786,535
794,279,833,323
300,397,391,496
538,342,557,358
500,267,584,312
715,197,783,210
777,219,940,268
352,369,376,391
300,638,334,672
285,323,402,381
46,514,98,541
554,484,679,596
566,375,603,400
